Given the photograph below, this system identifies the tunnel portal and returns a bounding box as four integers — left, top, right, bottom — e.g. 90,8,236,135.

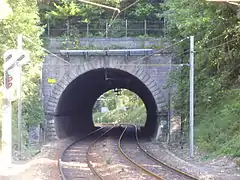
54,68,158,138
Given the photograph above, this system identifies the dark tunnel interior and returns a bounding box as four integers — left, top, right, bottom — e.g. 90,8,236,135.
55,68,158,138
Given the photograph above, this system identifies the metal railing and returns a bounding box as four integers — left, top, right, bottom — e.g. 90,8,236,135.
45,19,165,38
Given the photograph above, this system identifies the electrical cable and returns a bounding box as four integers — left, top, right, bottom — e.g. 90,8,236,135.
23,35,71,65
120,0,139,13
202,33,227,44
129,37,189,64
110,10,117,24
127,35,236,68
77,0,120,13
108,3,120,33
195,36,239,54
168,34,234,62
174,49,190,57
169,36,239,67
104,0,139,38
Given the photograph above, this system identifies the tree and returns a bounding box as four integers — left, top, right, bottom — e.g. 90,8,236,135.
164,0,240,156
0,0,44,152
39,0,163,24
165,0,240,111
123,0,164,20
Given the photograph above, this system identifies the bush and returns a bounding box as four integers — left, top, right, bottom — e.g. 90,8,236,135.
92,89,147,125
196,90,240,157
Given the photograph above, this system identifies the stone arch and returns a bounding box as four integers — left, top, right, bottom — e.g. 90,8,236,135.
45,59,167,140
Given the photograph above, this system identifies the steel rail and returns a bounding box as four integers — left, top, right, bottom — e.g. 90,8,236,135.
119,125,199,180
58,127,105,180
86,126,116,180
134,125,199,180
118,126,164,179
59,124,199,180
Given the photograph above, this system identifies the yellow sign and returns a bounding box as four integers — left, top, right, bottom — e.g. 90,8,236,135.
48,78,57,84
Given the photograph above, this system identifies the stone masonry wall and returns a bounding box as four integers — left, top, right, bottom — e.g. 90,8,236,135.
42,38,172,141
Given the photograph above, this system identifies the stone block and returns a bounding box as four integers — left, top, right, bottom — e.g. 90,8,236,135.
43,44,173,139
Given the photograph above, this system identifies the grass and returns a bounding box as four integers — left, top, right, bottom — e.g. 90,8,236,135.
196,90,240,157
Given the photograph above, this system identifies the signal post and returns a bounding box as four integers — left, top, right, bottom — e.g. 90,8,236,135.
1,46,29,166
1,52,14,166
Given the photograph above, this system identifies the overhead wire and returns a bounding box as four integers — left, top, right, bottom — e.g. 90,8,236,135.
195,36,239,54
77,0,120,13
105,0,140,37
167,33,235,58
129,37,189,64
21,1,139,66
37,1,237,68
159,34,239,66
173,49,190,59
126,34,238,67
195,36,240,77
202,33,227,44
108,3,120,31
110,0,139,23
169,36,240,68
121,0,139,13
110,10,117,24
166,34,227,60
20,1,235,76
194,33,228,51
23,35,71,65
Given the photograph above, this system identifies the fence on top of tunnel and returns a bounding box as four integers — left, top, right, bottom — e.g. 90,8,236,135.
44,18,165,38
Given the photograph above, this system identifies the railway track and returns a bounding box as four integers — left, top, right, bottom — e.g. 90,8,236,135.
118,125,199,180
58,126,115,180
59,124,199,180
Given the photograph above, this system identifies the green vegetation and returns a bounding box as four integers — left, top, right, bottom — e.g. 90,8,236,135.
165,0,240,157
0,0,44,156
196,90,240,157
39,0,163,22
0,0,238,160
93,89,146,125
39,0,164,38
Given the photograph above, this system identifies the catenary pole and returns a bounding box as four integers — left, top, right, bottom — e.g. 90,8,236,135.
189,36,195,157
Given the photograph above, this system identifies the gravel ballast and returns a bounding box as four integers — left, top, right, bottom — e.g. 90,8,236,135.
0,137,239,180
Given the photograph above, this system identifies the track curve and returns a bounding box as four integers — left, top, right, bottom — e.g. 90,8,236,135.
59,126,115,180
118,125,199,180
86,126,115,180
